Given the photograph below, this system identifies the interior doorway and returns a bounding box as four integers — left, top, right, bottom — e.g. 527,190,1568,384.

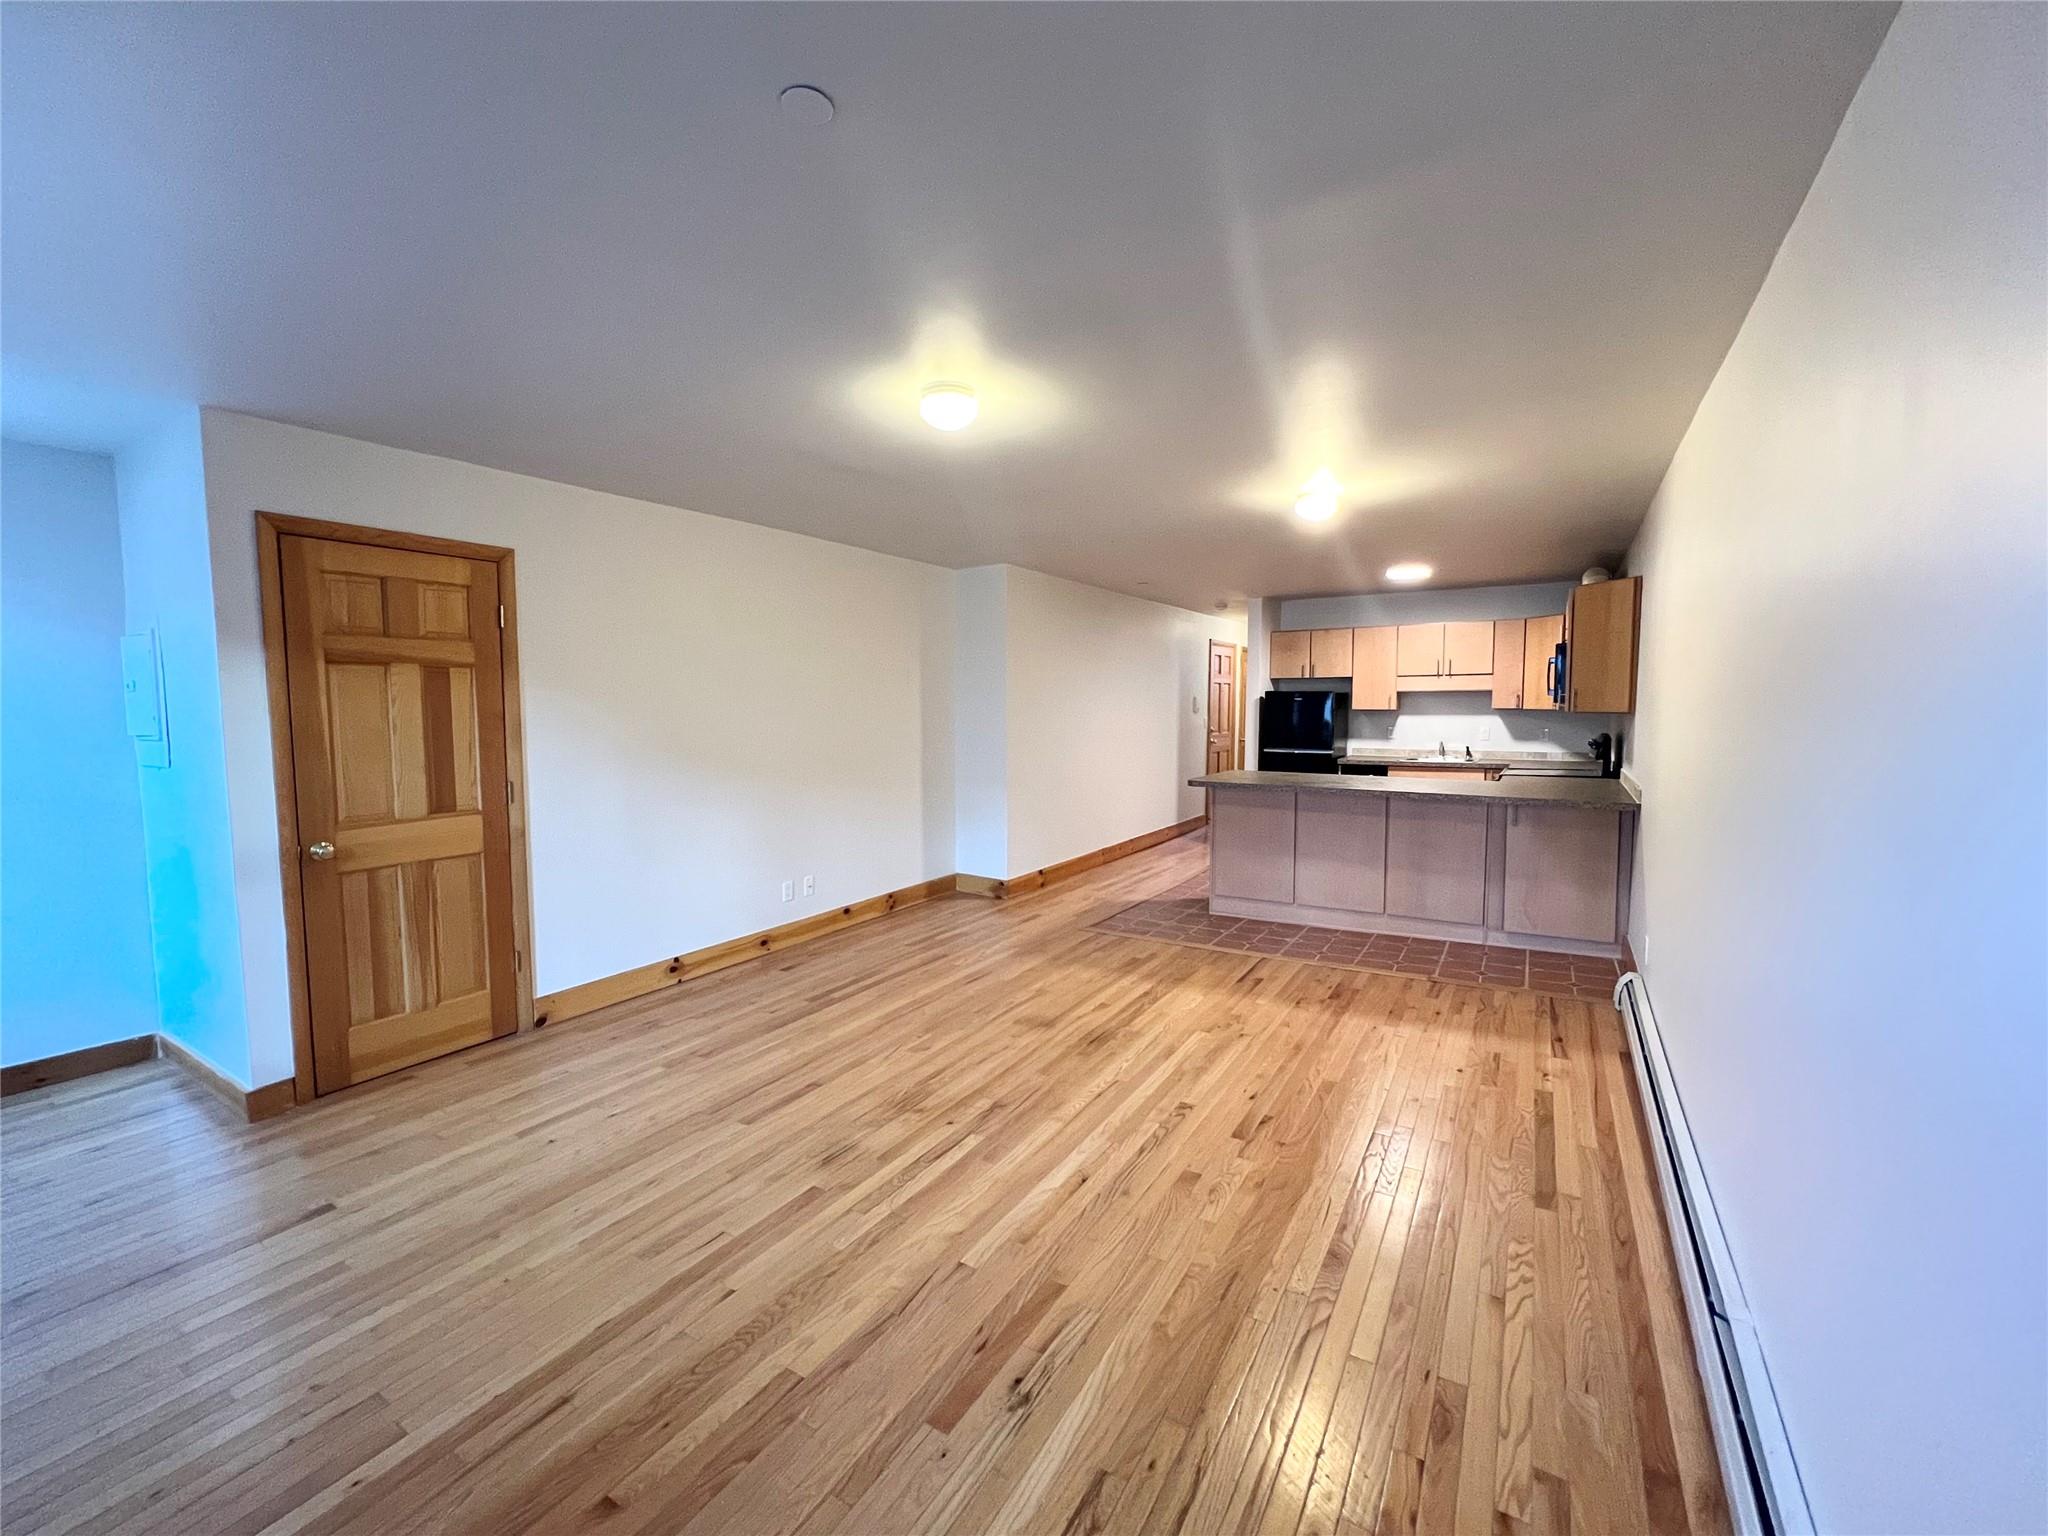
258,514,534,1099
1207,640,1240,776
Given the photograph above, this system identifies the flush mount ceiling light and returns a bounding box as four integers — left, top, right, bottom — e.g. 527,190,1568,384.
1293,468,1342,523
777,84,835,126
1384,561,1434,585
918,382,979,432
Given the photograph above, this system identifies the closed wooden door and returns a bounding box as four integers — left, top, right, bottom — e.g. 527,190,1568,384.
1206,641,1238,775
280,535,518,1092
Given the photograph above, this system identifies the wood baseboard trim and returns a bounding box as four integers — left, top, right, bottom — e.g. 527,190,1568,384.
156,1034,295,1123
957,815,1208,900
534,873,961,1028
0,1035,156,1098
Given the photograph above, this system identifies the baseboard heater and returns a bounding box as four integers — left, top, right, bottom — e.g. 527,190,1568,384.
1612,971,1814,1536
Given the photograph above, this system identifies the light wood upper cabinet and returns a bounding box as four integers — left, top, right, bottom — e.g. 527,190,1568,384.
1443,621,1494,676
1522,614,1564,710
1308,628,1354,680
1395,621,1492,680
1491,620,1527,708
1268,628,1312,679
1565,577,1641,713
1395,623,1445,677
1350,626,1398,710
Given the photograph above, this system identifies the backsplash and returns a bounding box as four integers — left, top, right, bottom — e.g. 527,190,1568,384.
1346,692,1626,758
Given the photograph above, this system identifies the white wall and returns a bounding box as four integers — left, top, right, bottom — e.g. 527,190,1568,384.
1624,8,2046,1532
948,565,1244,879
952,566,1009,878
200,410,958,1084
115,412,257,1084
1001,566,1243,876
0,440,159,1063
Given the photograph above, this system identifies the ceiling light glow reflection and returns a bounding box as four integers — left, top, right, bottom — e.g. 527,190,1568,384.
848,312,1062,444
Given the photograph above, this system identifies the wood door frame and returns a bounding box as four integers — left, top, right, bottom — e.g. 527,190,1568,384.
1234,644,1247,768
256,512,537,1105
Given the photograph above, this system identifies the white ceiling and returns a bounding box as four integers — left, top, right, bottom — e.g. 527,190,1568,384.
1,2,1894,613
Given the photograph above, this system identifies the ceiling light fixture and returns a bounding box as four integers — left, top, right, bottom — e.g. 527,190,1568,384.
1293,468,1342,523
918,382,979,432
1384,561,1434,585
777,85,836,126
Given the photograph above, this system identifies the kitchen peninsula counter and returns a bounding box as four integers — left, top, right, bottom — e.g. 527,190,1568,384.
1189,768,1638,810
1189,771,1638,957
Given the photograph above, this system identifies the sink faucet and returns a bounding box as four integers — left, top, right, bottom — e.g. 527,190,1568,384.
1438,740,1446,758
1464,745,1474,761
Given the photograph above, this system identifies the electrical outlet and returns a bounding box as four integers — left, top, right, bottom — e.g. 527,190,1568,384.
802,875,815,896
780,880,794,902
1478,722,1492,743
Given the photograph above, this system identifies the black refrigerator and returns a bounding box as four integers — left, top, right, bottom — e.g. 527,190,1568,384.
1256,690,1342,773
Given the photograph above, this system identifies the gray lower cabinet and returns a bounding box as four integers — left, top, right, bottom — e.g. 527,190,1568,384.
1384,799,1489,925
1501,804,1622,943
1295,792,1386,912
1210,788,1297,902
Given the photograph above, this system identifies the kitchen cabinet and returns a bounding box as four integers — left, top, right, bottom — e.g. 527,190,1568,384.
1502,803,1622,943
1295,792,1386,912
1384,799,1490,925
1269,628,1312,679
1491,620,1527,708
1308,628,1353,680
1394,621,1494,679
1444,621,1494,676
1395,624,1440,677
1210,788,1297,902
1197,778,1637,957
1565,577,1641,713
1349,626,1398,710
1522,614,1564,710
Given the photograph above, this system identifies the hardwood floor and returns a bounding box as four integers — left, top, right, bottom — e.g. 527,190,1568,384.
0,831,1729,1535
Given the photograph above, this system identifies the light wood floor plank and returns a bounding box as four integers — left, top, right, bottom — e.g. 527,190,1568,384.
0,831,1729,1536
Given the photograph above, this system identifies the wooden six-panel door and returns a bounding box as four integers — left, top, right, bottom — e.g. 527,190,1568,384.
1206,641,1239,775
280,535,518,1092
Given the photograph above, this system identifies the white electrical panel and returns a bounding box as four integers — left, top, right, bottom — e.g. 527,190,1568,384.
120,630,169,768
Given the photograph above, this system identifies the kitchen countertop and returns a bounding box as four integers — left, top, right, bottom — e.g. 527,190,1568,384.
1190,768,1640,809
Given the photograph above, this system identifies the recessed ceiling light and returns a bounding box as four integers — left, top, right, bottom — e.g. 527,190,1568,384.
1293,468,1341,523
1384,562,1434,585
919,383,979,432
778,85,835,126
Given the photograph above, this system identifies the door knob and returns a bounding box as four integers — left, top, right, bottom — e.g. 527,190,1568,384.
307,840,336,861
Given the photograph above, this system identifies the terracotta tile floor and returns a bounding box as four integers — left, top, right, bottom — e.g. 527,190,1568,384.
1093,879,1626,1000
